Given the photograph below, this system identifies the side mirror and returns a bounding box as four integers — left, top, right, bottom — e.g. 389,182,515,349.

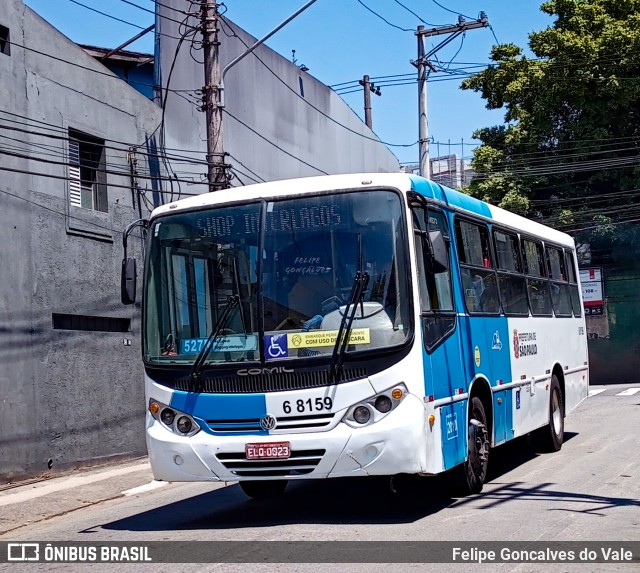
121,258,137,305
121,218,148,305
427,230,449,274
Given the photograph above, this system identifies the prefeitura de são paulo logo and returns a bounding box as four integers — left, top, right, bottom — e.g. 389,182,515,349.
513,329,520,359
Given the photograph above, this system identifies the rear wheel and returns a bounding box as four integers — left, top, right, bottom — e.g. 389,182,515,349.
239,479,288,500
458,397,490,495
538,375,564,452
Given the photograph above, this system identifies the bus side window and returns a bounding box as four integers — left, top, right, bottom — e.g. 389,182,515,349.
522,238,553,316
493,229,529,316
564,249,582,317
547,246,572,317
455,219,501,315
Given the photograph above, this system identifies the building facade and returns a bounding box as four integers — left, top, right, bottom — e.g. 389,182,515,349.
0,0,161,481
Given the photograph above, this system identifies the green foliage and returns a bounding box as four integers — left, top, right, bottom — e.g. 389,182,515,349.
462,0,640,259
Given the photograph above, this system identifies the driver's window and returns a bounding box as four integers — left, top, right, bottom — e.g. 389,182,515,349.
412,208,454,312
411,204,456,353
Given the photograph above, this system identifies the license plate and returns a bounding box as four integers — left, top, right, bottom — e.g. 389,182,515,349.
245,442,291,460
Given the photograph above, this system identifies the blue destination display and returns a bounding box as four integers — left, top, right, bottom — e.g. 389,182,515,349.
180,335,258,354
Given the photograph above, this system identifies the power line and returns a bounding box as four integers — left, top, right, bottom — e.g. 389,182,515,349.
530,188,640,207
0,163,198,195
429,0,475,21
0,184,121,235
0,110,213,164
472,155,640,180
392,0,444,26
218,17,417,148
0,147,201,187
5,39,166,93
474,144,640,173
354,0,413,32
223,110,329,175
66,0,148,31
562,216,640,234
0,117,207,169
227,153,267,184
117,0,194,24
150,12,201,201
489,25,500,45
62,0,197,40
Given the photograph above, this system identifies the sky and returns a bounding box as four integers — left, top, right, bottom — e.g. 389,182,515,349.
22,0,554,165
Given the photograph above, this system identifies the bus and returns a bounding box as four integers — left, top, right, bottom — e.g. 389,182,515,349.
121,172,589,499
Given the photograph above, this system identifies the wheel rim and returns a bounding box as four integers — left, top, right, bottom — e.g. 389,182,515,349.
551,391,562,435
469,414,489,478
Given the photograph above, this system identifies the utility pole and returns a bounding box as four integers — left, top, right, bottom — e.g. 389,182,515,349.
201,1,228,191
416,26,430,179
358,75,381,130
413,13,489,179
200,0,319,191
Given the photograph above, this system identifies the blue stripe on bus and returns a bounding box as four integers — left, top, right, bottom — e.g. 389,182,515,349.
169,392,268,435
424,314,514,470
409,175,493,219
440,400,467,469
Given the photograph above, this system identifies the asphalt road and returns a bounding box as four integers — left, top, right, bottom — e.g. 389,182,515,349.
1,383,639,572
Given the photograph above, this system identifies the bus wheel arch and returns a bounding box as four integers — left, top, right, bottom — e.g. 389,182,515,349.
530,368,565,453
459,378,492,495
468,377,493,441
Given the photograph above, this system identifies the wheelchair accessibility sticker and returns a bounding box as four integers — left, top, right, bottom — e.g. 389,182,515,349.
264,334,289,359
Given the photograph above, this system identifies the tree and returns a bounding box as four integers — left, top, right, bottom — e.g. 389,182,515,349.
462,0,640,255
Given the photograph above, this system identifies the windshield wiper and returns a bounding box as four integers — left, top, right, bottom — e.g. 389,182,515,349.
330,270,369,383
190,295,239,387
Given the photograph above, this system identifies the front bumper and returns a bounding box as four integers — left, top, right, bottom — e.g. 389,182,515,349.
147,393,427,481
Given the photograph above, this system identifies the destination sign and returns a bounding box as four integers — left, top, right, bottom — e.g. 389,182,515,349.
195,204,342,239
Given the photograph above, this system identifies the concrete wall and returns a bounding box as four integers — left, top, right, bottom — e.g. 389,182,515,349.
156,2,400,189
0,0,162,481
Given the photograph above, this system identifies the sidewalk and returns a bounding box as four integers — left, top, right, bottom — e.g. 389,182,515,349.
0,458,155,536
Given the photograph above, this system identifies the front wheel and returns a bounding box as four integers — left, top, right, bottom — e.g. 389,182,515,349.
239,479,288,500
456,397,490,495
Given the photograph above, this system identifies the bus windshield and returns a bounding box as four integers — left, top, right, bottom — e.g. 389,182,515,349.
143,189,411,366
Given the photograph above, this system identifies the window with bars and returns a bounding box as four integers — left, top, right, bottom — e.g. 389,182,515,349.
68,129,107,212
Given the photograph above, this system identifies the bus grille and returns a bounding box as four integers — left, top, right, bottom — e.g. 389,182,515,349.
175,368,367,394
216,449,325,477
207,413,336,433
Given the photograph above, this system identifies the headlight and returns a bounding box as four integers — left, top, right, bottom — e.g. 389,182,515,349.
343,383,408,428
176,416,192,434
149,399,200,437
374,395,392,413
160,408,175,426
353,405,371,424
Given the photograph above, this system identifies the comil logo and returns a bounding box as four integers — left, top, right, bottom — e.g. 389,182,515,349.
7,543,39,561
513,329,520,359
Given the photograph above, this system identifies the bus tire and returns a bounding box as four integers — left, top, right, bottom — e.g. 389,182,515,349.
459,397,490,495
539,376,564,452
239,479,287,500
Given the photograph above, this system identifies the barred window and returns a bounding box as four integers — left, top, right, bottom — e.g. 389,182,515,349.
68,129,107,212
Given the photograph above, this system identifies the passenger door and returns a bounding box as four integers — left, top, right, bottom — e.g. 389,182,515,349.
411,201,468,469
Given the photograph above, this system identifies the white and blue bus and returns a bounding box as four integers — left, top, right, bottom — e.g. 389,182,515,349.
121,173,589,499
